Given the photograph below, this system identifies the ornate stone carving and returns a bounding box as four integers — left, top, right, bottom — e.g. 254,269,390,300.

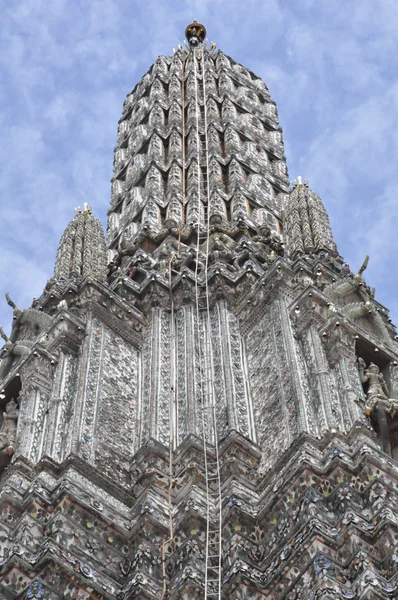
284,180,338,258
0,26,397,600
0,398,19,444
358,358,398,455
0,396,18,473
107,44,288,275
358,359,398,415
53,205,107,284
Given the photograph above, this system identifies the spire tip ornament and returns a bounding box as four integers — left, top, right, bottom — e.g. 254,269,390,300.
185,20,206,47
74,202,93,215
291,175,309,189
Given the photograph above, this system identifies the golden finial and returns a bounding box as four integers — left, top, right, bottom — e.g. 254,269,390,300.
185,20,206,47
291,175,309,189
74,203,93,215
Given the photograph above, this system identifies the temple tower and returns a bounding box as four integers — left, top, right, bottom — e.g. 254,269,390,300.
1,21,398,600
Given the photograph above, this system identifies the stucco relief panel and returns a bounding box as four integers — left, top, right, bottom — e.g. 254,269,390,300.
93,324,139,485
244,304,288,471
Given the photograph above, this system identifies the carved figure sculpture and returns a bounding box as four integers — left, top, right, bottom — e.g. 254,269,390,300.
154,249,172,276
252,226,275,266
5,292,22,321
172,246,205,274
209,234,234,270
0,433,14,473
351,255,373,296
358,359,398,455
0,327,31,378
128,253,153,282
233,245,251,270
0,396,18,474
358,360,389,412
342,263,351,275
1,399,19,444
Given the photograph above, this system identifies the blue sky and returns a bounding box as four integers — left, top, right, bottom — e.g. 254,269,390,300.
1,0,397,334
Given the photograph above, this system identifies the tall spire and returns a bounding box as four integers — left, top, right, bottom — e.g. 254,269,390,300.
107,43,289,276
283,178,338,258
54,205,107,282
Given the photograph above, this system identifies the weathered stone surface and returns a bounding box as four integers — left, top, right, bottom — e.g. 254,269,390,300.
0,28,398,600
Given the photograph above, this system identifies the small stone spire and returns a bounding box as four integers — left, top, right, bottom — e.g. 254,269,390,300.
283,179,338,258
54,207,107,282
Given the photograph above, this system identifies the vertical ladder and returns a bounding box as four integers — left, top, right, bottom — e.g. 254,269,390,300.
202,323,223,599
192,45,223,600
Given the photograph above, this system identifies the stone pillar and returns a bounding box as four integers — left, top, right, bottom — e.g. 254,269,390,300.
176,305,197,444
373,401,392,455
322,325,366,430
274,297,306,441
389,361,398,399
43,350,65,459
301,323,336,433
75,316,105,463
18,354,53,462
289,308,324,438
216,302,236,432
45,350,78,462
224,304,256,441
139,308,171,447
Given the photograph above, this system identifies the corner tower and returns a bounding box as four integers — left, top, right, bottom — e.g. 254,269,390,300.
53,203,107,284
1,22,398,600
